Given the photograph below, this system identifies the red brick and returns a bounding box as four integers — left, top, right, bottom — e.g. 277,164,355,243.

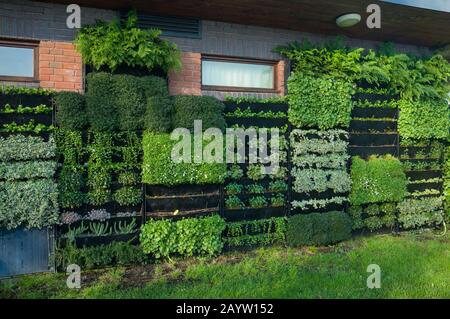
49,49,64,55
39,67,54,75
54,42,75,50
39,54,55,62
38,41,83,92
55,82,75,90
40,81,55,88
55,55,75,63
54,68,75,76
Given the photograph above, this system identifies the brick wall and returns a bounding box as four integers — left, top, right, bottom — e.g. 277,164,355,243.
168,52,201,95
39,41,83,92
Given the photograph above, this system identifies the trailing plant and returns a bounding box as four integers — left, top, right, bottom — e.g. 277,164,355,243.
224,95,287,104
290,129,348,155
349,155,407,205
2,104,51,114
291,197,347,210
286,211,352,246
407,189,441,198
74,10,180,73
397,197,444,229
0,86,53,96
225,107,287,119
0,179,59,229
354,99,399,109
1,120,54,133
292,168,351,194
0,161,56,181
140,215,226,259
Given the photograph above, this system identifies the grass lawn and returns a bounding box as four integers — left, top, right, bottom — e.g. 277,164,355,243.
1,230,449,299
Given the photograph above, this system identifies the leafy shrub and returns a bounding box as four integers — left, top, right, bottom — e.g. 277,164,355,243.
54,92,87,130
145,95,173,132
286,211,352,246
349,155,407,205
288,73,353,129
248,196,268,208
142,132,226,185
348,206,364,230
56,241,146,270
172,95,226,132
86,72,118,131
225,195,244,209
0,179,59,229
398,98,449,140
74,11,180,73
140,215,226,258
397,197,444,229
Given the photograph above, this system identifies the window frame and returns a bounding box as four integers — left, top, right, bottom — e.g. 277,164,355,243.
0,39,39,82
201,54,278,93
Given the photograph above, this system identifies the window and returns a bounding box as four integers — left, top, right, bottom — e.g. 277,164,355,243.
202,56,276,92
0,40,38,81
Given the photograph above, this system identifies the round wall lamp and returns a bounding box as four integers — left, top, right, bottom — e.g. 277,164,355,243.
336,13,361,28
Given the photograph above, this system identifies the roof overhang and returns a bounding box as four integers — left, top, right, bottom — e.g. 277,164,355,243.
41,0,450,47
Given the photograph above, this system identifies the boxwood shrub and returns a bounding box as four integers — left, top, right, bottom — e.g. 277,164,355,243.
172,95,226,132
145,95,173,132
86,72,118,131
140,215,226,258
142,131,226,186
349,155,407,205
85,72,169,131
286,211,352,246
287,73,354,129
54,91,87,130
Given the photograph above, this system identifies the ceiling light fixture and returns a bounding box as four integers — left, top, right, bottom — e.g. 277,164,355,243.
336,13,361,28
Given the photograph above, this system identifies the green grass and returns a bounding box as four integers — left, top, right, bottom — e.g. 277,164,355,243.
1,230,449,299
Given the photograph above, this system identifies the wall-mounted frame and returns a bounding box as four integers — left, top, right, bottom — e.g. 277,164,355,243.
0,38,39,82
